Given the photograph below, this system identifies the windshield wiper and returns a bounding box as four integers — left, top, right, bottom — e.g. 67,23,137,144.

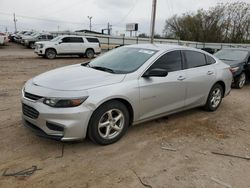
219,58,234,61
81,62,91,67
90,66,115,73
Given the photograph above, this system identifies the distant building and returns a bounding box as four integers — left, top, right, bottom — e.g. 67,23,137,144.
75,29,106,35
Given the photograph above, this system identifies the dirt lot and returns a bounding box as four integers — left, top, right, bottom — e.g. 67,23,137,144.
0,43,250,188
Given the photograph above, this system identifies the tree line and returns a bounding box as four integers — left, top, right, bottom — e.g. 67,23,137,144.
163,2,250,43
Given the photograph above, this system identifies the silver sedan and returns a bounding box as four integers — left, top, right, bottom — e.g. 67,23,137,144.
22,44,232,145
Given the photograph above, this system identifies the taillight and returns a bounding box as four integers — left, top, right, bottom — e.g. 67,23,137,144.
99,42,101,48
229,67,239,73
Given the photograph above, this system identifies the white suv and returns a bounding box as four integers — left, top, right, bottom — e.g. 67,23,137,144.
35,35,101,59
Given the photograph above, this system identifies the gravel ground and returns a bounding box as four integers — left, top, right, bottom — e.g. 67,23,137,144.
0,43,250,188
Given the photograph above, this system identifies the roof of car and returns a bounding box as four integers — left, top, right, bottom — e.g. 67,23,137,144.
58,35,97,38
126,43,199,52
220,48,250,51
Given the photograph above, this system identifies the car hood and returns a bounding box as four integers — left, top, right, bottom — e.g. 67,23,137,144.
219,59,244,67
32,64,126,91
35,41,51,44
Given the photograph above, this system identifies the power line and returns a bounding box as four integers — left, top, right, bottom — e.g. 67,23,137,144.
0,11,88,26
113,0,139,26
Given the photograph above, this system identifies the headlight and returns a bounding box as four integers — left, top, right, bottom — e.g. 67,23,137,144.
25,39,28,43
38,44,44,48
43,97,88,108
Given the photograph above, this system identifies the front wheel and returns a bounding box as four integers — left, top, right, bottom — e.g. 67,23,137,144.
88,101,129,145
234,72,246,89
204,84,223,111
45,49,56,59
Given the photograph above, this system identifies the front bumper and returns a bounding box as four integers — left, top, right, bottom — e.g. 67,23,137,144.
21,94,93,141
34,47,45,55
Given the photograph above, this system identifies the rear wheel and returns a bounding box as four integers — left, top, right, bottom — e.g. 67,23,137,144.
85,49,95,59
234,72,246,89
88,101,129,145
45,49,56,59
204,84,223,111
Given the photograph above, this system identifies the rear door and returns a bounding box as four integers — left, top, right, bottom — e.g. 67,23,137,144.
69,37,84,53
182,50,216,108
138,50,186,120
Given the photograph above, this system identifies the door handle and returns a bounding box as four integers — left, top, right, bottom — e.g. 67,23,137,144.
177,76,186,81
207,71,214,75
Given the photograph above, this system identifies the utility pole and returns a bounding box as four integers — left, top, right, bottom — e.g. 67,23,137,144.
87,16,92,31
150,0,157,43
13,13,17,32
107,22,112,35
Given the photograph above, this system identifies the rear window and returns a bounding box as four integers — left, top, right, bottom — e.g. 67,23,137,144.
47,35,53,40
206,55,216,64
184,51,207,69
86,37,99,43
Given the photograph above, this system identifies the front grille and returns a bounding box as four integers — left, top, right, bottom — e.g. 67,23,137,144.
22,103,39,119
24,92,43,101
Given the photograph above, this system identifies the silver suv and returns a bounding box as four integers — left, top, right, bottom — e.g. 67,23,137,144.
35,35,101,59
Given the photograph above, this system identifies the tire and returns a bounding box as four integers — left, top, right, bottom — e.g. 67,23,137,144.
45,49,56,59
88,101,129,145
85,49,95,59
204,84,223,111
234,72,246,89
29,42,35,49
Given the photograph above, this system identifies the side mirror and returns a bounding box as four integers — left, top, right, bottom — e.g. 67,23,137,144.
58,41,62,44
143,68,168,78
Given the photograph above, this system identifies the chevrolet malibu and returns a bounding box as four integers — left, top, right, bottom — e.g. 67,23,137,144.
22,44,232,145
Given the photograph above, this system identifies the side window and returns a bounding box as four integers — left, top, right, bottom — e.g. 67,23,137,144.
47,35,53,40
149,50,182,72
70,37,84,43
62,37,70,43
86,38,99,43
40,35,47,39
184,51,207,69
206,55,216,64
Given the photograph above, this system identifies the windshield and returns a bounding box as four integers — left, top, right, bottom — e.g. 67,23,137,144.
214,49,248,61
88,47,157,74
31,32,38,36
50,36,61,42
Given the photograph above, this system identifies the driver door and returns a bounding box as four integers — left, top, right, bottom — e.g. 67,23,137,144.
138,50,186,121
57,37,71,54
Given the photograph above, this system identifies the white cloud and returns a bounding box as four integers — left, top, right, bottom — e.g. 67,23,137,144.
0,0,249,34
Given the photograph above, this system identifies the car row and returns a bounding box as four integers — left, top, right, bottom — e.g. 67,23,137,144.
10,31,54,49
22,44,232,145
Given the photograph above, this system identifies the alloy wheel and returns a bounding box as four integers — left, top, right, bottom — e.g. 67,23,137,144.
98,109,125,140
210,88,222,108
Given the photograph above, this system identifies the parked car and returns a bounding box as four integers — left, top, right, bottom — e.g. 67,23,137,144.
214,48,250,89
24,33,53,49
19,31,36,44
22,44,232,145
0,32,9,45
14,31,29,43
201,48,216,54
34,35,101,59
